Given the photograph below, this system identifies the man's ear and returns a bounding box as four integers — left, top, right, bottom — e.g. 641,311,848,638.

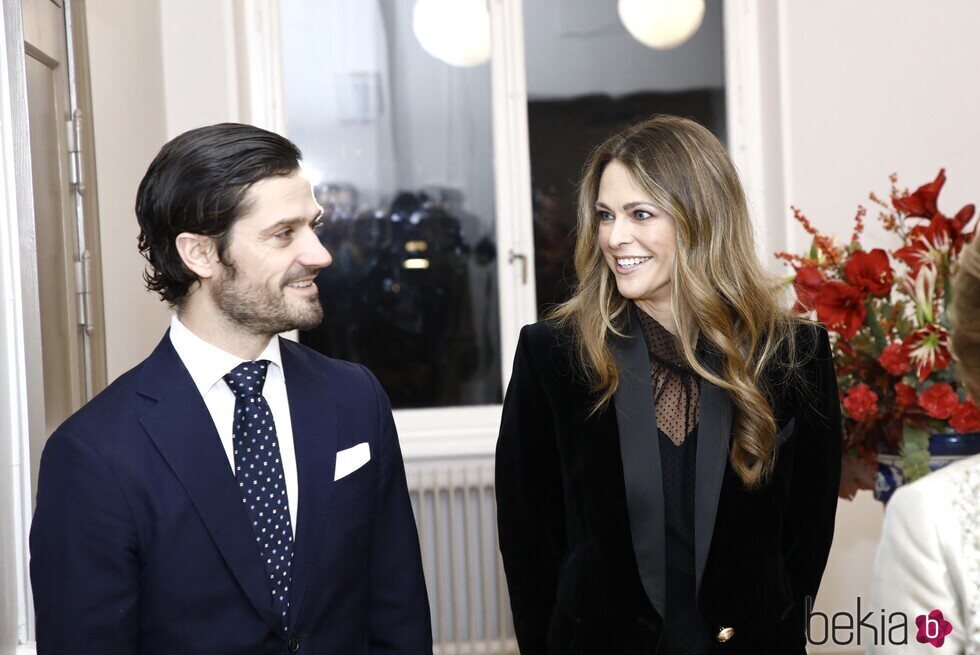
175,232,219,280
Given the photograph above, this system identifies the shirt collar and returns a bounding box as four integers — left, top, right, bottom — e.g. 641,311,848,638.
168,314,284,396
633,302,690,373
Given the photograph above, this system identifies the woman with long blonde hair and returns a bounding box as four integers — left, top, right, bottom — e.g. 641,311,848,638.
496,115,842,654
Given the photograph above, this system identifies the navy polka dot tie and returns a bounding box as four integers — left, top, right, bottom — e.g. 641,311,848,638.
223,360,294,631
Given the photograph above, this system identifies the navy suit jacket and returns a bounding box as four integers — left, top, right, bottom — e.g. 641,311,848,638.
30,331,432,654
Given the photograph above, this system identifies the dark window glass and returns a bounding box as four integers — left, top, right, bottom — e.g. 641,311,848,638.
280,0,501,408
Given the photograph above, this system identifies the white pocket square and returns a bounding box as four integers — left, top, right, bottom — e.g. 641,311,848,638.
334,442,371,481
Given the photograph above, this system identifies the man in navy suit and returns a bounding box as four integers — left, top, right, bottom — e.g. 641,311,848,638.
29,123,432,654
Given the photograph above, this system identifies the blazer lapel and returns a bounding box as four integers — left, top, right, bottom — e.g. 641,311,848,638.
279,340,339,631
693,344,733,605
610,309,667,619
137,332,285,634
611,309,735,618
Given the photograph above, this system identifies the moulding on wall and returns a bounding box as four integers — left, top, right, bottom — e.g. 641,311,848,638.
722,0,789,267
2,0,43,645
232,0,285,134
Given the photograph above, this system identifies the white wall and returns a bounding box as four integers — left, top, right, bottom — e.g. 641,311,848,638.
780,0,980,256
86,0,245,382
85,0,172,381
772,1,980,651
160,0,241,139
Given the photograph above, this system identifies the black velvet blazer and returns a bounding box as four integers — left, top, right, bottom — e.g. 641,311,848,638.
495,313,842,654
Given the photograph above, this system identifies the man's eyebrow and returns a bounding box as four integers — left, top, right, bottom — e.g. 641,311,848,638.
262,213,323,234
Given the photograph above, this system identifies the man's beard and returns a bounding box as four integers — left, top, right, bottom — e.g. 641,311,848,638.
211,264,323,336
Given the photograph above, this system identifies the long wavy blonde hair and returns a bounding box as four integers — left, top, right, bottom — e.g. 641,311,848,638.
549,114,803,488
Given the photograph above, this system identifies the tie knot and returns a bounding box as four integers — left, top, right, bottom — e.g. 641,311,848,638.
223,360,270,398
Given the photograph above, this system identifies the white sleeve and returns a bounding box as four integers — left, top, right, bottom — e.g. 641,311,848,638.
868,481,965,654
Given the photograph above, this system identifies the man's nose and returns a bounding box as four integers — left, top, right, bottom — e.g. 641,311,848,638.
298,231,332,270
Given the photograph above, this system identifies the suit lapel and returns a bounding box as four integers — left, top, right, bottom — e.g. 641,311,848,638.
611,308,735,619
610,309,667,619
279,339,338,631
693,344,733,605
137,332,285,634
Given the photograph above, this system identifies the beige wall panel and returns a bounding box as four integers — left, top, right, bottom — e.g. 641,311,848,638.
85,0,171,380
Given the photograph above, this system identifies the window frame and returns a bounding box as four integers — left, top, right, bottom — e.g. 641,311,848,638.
252,0,779,461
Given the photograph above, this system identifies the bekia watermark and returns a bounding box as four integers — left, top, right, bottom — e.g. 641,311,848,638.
915,610,954,647
805,596,954,648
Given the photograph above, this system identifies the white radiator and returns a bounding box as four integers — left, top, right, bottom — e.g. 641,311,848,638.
407,460,519,655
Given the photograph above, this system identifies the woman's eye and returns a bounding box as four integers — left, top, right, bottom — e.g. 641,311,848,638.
275,228,293,240
633,210,653,220
597,210,614,222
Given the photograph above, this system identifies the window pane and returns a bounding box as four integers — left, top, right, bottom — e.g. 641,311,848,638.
280,0,501,408
523,0,727,314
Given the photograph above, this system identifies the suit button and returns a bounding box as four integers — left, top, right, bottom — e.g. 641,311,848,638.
716,627,735,642
287,635,300,652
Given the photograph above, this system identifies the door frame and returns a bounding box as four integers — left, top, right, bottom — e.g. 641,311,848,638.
2,0,43,646
2,0,108,647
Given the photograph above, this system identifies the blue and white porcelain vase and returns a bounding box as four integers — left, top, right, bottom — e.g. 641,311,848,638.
874,432,980,503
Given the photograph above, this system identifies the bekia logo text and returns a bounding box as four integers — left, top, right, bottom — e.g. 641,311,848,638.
806,597,954,648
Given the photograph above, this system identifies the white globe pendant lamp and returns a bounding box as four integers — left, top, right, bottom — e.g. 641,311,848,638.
618,0,705,50
413,0,491,68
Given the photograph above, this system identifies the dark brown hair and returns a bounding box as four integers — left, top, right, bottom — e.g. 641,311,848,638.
136,122,302,305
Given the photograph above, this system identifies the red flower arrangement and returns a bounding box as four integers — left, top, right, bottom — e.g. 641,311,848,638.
777,170,980,498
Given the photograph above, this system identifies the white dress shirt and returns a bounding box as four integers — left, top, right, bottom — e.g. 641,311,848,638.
168,315,299,536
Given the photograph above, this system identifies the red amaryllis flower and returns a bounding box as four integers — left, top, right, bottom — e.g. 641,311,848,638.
814,281,867,340
894,382,917,407
793,265,826,312
844,249,893,297
893,169,977,258
878,342,911,376
903,325,952,382
893,213,951,276
917,383,958,420
950,402,980,433
843,384,879,421
948,204,977,255
893,169,945,218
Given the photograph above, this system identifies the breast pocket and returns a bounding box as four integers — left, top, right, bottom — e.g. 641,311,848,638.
335,465,372,495
331,458,376,531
